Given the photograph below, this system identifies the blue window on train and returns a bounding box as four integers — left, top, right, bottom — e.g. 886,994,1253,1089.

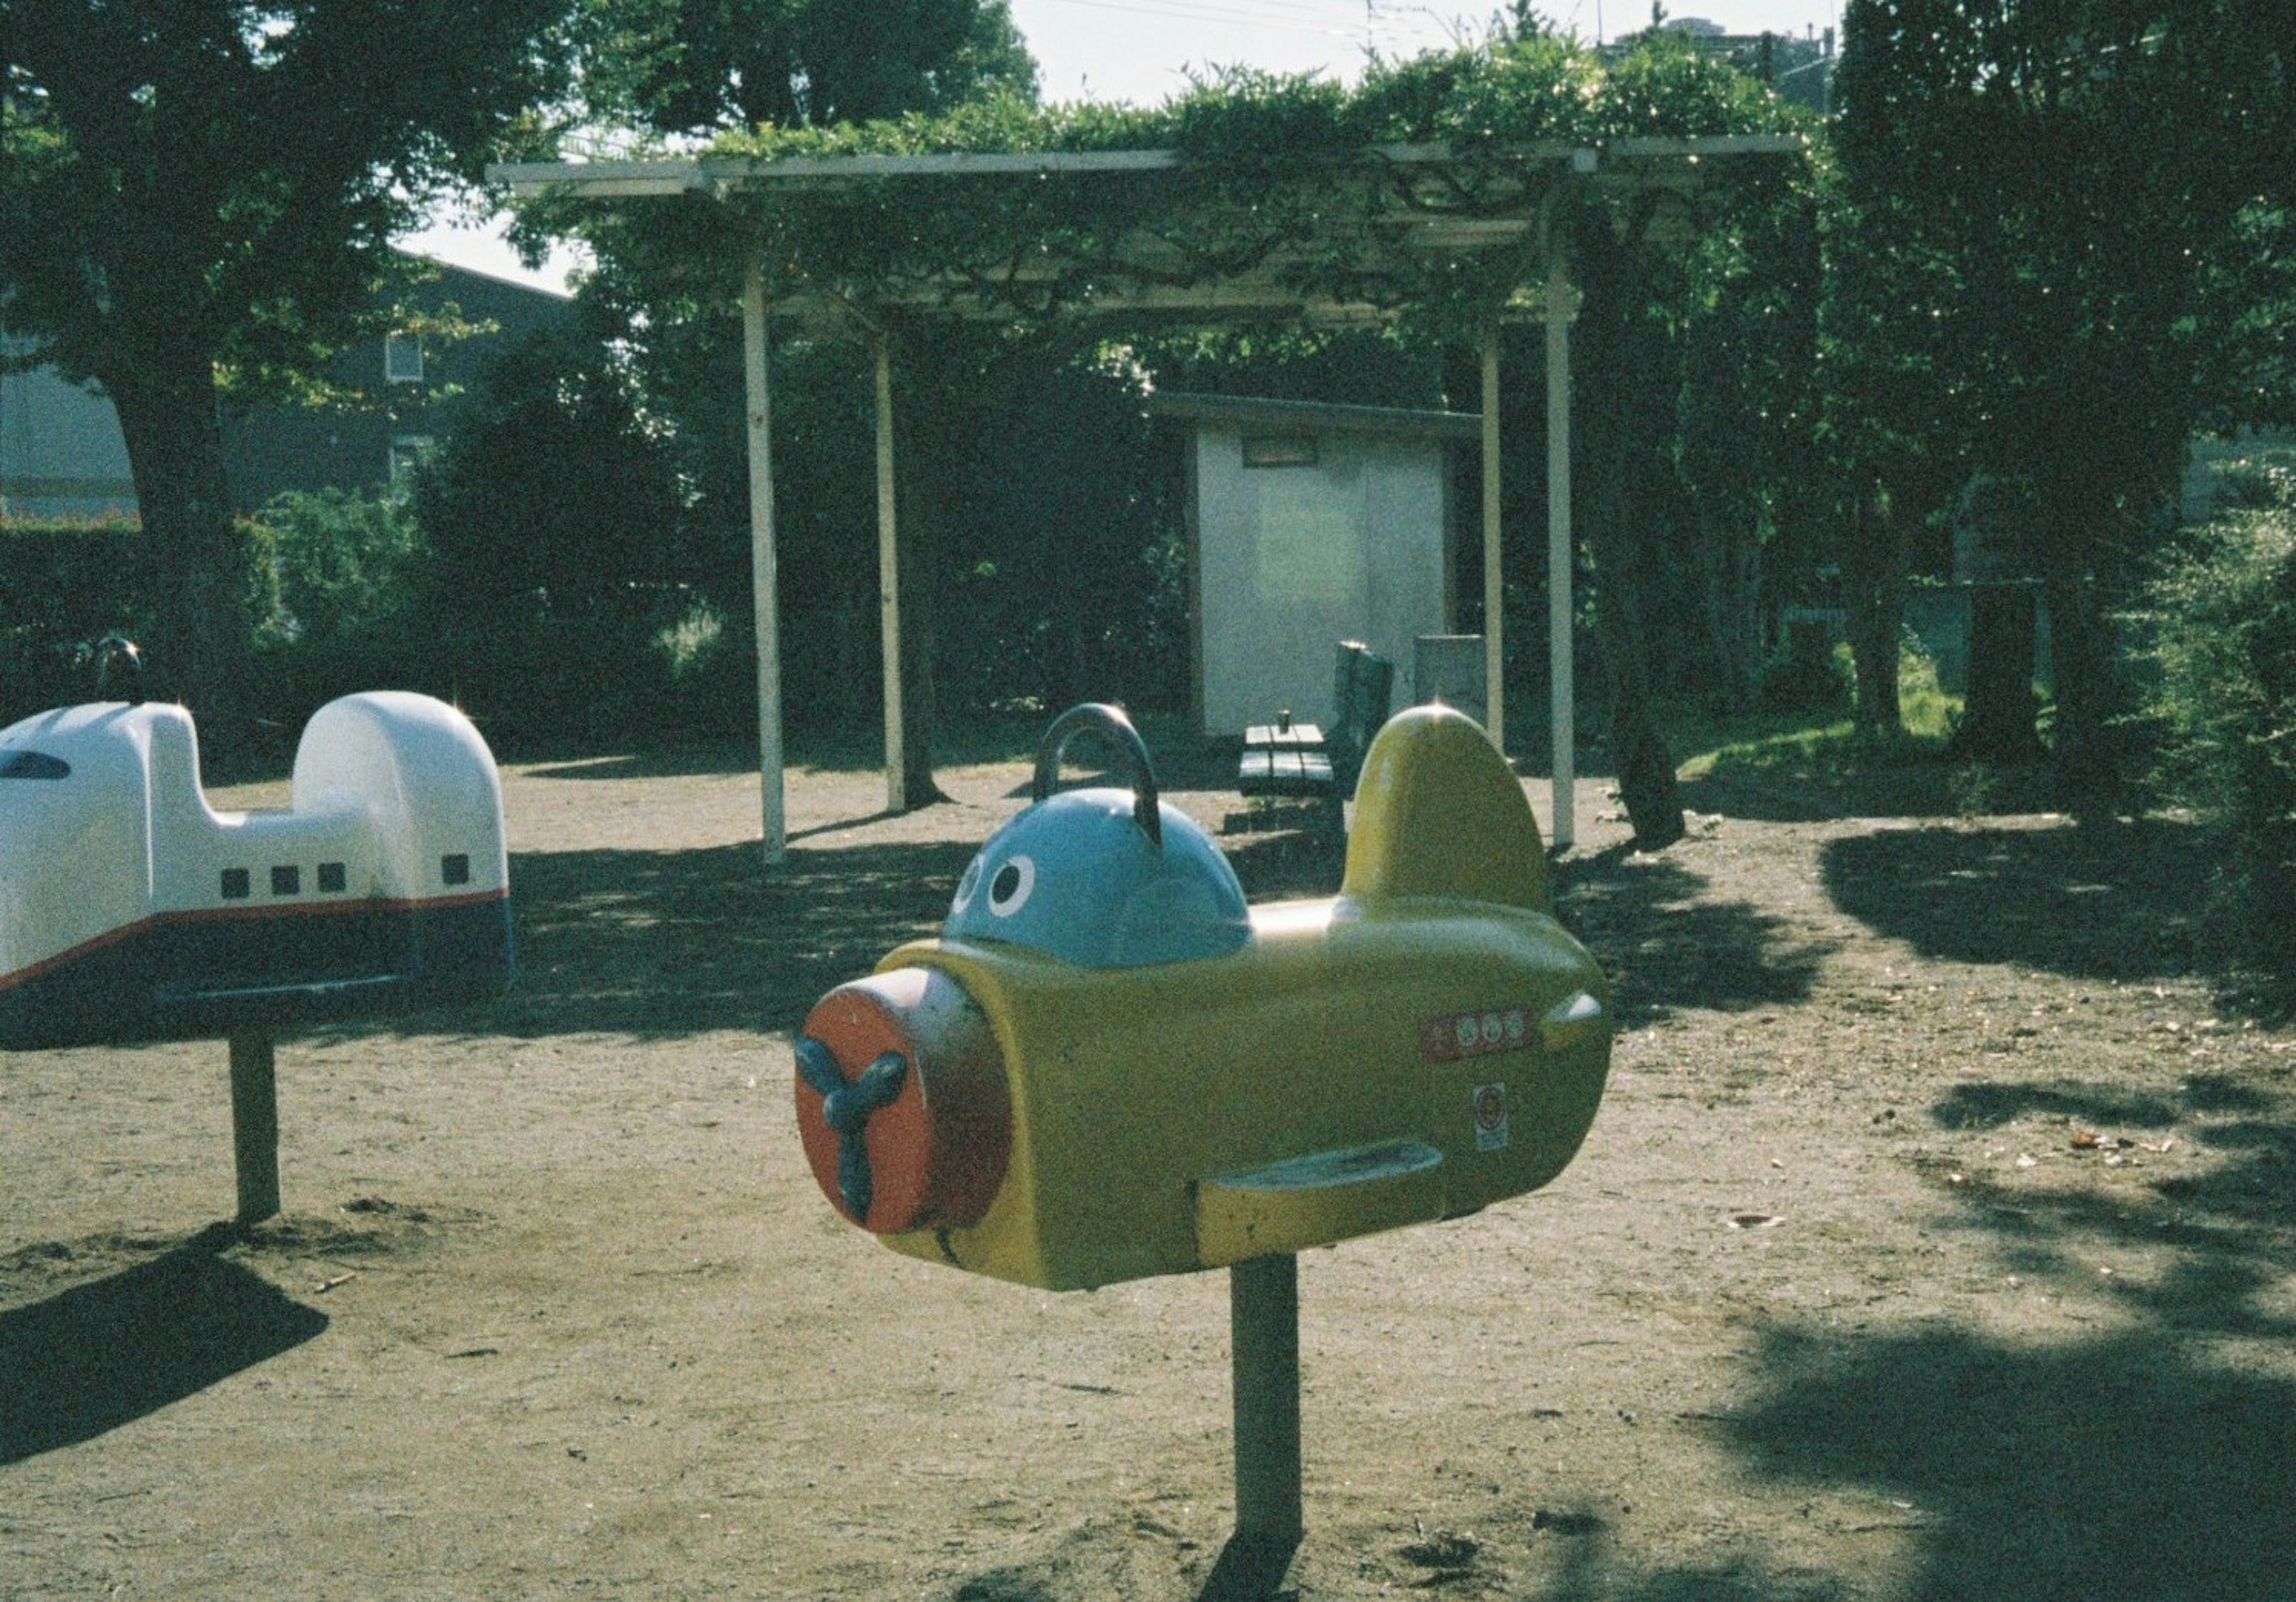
0,750,69,779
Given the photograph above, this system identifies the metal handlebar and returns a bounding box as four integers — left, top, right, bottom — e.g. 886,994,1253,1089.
1030,703,1162,849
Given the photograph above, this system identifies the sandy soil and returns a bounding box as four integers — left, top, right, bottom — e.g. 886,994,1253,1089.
3,741,2292,1600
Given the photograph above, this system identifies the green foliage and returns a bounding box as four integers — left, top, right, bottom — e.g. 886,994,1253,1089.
394,324,728,749
255,490,429,652
2,1,575,724
942,356,1183,714
0,520,145,722
2193,203,2296,435
2133,466,2296,971
0,517,279,721
410,328,688,611
577,0,1036,138
1895,625,1959,740
239,490,432,726
1827,0,2296,803
533,30,1810,344
1,2,570,392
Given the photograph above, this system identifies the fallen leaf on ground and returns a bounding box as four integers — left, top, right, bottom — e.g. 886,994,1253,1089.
1727,1213,1785,1229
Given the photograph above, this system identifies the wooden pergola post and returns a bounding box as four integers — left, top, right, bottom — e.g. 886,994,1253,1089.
873,333,906,815
1545,246,1577,851
1480,321,1506,758
742,263,786,863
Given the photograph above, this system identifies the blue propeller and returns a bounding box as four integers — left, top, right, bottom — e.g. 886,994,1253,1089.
795,1037,909,1223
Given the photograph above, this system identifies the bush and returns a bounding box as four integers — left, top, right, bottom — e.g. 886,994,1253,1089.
256,489,428,651
2135,463,2296,974
0,518,145,719
242,489,437,735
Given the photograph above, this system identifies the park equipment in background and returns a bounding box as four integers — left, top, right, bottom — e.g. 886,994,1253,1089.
0,663,512,1220
792,700,1610,1561
1236,639,1396,835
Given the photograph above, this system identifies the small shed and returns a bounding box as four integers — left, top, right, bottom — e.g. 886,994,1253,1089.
1148,392,1477,739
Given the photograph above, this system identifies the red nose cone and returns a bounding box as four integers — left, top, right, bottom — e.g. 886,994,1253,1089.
794,966,1010,1234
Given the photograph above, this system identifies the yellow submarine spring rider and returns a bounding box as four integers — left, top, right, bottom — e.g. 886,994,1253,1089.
792,700,1610,1558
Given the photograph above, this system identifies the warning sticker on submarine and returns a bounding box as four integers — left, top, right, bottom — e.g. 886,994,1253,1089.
1473,1082,1510,1151
1419,1005,1532,1062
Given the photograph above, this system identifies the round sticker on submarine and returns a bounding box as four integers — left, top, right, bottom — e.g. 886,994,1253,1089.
793,701,1614,1292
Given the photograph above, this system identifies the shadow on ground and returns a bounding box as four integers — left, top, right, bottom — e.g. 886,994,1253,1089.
1559,847,1836,1028
1820,816,2237,985
1706,1046,2296,1599
303,811,1375,1047
0,1225,327,1464
1724,1318,2294,1599
1677,747,2057,825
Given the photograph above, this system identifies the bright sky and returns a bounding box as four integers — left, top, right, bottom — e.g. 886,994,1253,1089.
407,0,1840,292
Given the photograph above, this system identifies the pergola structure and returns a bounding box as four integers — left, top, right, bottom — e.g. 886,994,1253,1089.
498,135,1800,862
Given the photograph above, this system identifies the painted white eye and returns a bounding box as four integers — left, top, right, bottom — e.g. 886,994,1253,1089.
951,855,984,913
987,854,1036,917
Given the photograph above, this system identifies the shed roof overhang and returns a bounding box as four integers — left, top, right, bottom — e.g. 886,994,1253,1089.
1144,390,1482,443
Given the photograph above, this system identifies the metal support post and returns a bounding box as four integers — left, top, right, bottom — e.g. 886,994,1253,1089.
1230,1252,1302,1545
229,1029,280,1223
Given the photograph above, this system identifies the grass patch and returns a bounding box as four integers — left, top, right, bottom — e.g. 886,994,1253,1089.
1668,638,2056,819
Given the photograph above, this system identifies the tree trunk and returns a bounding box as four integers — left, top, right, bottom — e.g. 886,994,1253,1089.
893,376,951,809
1696,505,1760,713
1593,549,1686,849
1841,489,1907,737
1952,582,2041,761
2028,481,2124,815
1573,216,1685,852
2041,563,2121,814
105,353,250,738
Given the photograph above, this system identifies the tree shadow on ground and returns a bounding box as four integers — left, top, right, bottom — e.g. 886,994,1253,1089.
297,838,972,1044
326,822,1360,1047
1557,847,1836,1029
0,1225,326,1464
1710,1064,2296,1600
1820,816,2224,983
1677,744,2057,824
1926,1072,2296,1338
1723,1320,2294,1600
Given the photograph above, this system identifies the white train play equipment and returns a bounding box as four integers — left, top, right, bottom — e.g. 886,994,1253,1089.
1,689,512,1051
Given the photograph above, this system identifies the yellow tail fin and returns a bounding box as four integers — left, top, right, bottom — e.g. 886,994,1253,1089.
1340,706,1551,914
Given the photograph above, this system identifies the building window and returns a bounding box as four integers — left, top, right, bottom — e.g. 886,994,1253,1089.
384,332,425,385
388,434,433,495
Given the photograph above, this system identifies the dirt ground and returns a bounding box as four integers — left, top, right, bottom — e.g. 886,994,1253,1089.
4,737,2292,1600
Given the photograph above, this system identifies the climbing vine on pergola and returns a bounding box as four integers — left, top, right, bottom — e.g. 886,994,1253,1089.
505,35,1813,859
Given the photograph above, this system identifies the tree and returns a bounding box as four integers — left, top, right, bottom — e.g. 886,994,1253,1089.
1816,174,1970,742
0,2,569,734
578,0,1035,138
1834,0,2295,807
1561,34,1805,847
